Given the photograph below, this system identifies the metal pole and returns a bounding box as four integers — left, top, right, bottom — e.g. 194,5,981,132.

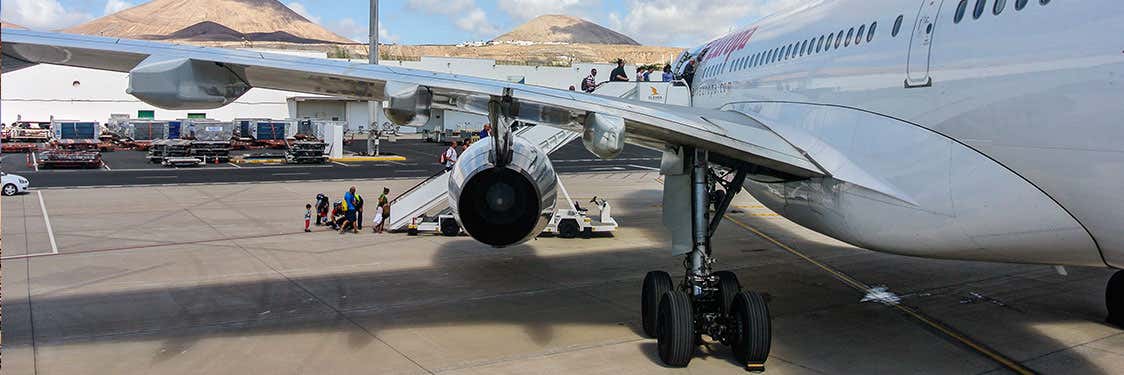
368,0,380,154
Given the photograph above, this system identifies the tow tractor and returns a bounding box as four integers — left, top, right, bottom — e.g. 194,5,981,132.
407,177,617,238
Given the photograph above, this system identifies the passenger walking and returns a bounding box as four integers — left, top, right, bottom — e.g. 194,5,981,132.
662,65,674,82
354,190,365,230
442,141,459,172
581,68,598,92
340,185,359,234
374,187,390,233
610,59,629,82
304,203,312,232
315,193,330,225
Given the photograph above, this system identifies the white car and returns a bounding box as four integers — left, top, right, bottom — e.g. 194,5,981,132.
1,171,30,196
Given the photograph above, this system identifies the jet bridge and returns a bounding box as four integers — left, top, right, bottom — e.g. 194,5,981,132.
387,124,579,232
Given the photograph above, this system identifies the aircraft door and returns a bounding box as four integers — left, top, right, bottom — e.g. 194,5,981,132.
906,0,945,88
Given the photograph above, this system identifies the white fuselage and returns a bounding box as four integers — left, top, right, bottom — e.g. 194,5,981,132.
685,0,1124,268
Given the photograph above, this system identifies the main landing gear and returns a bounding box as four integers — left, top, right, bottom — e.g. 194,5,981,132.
1109,270,1124,327
640,149,771,371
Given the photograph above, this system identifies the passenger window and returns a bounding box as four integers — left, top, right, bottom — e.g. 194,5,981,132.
826,33,835,50
892,15,904,37
835,30,844,48
845,28,854,47
955,0,968,23
817,35,825,53
994,0,1006,14
786,44,793,59
856,25,866,45
974,0,986,19
1040,0,1049,4
867,22,877,42
1015,0,1028,10
799,40,807,56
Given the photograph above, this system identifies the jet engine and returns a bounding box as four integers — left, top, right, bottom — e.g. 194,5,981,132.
448,136,558,247
127,57,250,110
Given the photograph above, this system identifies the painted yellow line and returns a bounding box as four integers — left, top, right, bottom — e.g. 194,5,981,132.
330,156,407,162
724,214,1036,375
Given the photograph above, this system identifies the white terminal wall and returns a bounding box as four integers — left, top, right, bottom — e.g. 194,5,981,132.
1,51,628,132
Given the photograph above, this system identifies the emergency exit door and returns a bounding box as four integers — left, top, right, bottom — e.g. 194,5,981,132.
906,0,945,88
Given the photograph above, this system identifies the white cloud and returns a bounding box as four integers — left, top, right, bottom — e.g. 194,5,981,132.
103,0,135,15
406,0,497,37
495,0,600,21
0,0,92,30
609,0,802,46
286,1,320,24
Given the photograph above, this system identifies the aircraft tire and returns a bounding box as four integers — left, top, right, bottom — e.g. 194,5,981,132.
730,291,771,370
1108,270,1124,327
716,270,741,314
657,290,695,367
440,218,460,237
641,270,673,337
558,219,580,238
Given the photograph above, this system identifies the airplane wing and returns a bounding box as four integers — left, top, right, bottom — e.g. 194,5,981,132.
2,29,823,178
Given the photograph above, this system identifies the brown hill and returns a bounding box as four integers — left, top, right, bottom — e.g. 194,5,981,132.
494,15,638,45
64,0,354,44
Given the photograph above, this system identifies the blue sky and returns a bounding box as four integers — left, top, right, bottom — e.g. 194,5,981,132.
1,0,799,47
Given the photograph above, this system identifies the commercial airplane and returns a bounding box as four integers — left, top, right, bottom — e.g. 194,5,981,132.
3,0,1122,370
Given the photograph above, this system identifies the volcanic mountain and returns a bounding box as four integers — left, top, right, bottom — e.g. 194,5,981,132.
493,15,639,45
63,0,354,44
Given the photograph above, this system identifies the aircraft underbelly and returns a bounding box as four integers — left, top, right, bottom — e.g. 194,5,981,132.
731,102,1103,267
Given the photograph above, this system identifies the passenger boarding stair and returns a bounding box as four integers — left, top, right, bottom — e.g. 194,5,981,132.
387,125,580,231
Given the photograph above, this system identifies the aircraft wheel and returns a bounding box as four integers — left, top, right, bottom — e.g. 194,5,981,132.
558,219,580,238
1108,270,1124,327
716,270,741,314
440,218,460,237
657,290,695,367
641,270,672,337
730,291,771,371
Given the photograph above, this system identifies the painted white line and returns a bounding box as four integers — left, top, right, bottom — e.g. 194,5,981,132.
331,161,351,167
626,164,660,171
1,251,57,261
272,172,310,176
102,162,112,171
228,162,242,168
38,190,58,255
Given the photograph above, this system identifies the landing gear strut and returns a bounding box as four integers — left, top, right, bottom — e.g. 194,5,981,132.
641,149,771,370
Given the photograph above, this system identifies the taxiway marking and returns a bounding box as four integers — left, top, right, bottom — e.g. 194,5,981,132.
724,214,1035,375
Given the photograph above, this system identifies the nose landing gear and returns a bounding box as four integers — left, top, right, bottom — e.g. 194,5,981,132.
640,149,771,370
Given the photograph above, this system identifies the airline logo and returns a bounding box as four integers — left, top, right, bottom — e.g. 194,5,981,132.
703,26,758,62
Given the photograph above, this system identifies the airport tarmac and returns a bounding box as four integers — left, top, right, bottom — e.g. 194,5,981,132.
2,173,1123,374
0,138,661,188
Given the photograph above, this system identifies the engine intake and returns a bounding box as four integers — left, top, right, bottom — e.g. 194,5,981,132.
448,135,557,247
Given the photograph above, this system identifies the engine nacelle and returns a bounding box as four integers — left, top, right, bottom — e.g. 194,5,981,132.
448,136,558,247
582,113,625,159
127,57,249,110
383,81,432,126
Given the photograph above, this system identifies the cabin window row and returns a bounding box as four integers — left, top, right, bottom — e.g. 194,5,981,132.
954,0,1050,23
708,18,888,78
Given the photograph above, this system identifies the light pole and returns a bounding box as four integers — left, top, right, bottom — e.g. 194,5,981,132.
368,0,381,155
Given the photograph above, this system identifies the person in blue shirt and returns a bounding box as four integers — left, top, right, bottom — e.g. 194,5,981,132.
479,123,491,139
340,185,359,234
662,65,674,82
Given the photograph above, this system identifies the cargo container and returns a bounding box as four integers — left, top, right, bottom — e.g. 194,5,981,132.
52,121,99,140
